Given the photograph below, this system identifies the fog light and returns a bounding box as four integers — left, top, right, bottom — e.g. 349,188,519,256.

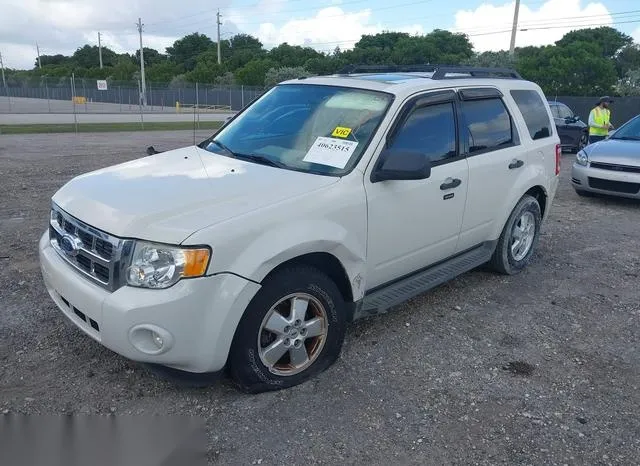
129,325,173,355
152,332,164,349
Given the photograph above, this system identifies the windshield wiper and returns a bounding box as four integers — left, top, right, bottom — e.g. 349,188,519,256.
208,139,236,156
613,136,640,141
234,153,286,168
207,140,286,168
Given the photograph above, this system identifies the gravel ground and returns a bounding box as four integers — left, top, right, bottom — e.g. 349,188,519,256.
1,132,639,465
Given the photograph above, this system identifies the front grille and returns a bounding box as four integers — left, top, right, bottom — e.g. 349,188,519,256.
590,162,640,174
588,177,640,194
49,205,132,291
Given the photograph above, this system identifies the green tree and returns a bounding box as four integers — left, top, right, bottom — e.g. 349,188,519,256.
268,43,321,67
465,50,516,68
185,50,227,83
110,55,138,81
166,33,215,71
135,47,167,67
146,61,183,82
235,59,275,85
72,45,117,68
556,27,633,59
38,54,70,67
615,44,640,78
616,69,640,96
264,66,311,86
517,42,617,95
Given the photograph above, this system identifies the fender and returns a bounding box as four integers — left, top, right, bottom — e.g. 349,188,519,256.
184,175,369,302
227,220,367,301
489,160,549,240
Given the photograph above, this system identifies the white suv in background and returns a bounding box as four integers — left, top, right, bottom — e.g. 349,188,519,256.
39,65,561,393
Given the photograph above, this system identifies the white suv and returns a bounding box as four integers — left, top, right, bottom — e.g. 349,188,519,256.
39,66,561,393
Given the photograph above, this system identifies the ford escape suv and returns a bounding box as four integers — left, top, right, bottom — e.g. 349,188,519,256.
39,65,560,393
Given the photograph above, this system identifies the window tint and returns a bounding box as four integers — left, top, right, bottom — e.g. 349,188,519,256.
510,90,553,140
461,98,514,153
390,102,457,163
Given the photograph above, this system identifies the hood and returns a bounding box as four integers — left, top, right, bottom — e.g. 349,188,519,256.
52,146,339,244
584,139,640,166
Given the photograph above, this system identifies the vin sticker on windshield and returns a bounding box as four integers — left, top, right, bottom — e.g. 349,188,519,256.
303,137,358,169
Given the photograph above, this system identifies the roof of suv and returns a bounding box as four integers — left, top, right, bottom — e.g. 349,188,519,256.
280,65,540,96
282,72,542,97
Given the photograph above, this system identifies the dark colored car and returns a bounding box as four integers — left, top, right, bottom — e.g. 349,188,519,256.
548,101,588,152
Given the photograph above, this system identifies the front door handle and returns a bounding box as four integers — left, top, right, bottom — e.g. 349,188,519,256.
509,159,524,169
440,178,462,190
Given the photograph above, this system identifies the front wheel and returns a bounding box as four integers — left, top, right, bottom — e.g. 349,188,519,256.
577,132,588,152
228,266,347,393
489,195,542,275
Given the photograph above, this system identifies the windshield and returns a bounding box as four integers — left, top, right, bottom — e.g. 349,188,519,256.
611,115,640,141
203,84,393,175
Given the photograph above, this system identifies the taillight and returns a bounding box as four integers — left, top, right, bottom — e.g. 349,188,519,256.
555,144,561,176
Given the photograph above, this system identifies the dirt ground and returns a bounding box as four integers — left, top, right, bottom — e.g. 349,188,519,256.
1,131,639,465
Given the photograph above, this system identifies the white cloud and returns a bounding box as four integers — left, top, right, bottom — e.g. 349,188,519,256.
248,7,423,52
0,0,234,69
453,0,612,52
632,27,640,43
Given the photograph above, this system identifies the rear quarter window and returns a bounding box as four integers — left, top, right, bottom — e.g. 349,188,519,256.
510,90,553,140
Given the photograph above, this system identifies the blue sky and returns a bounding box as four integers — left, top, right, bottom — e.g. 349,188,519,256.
1,0,639,69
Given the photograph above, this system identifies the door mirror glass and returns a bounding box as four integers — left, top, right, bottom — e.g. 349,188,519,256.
372,149,432,182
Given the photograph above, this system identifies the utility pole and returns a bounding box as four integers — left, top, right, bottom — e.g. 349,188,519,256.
0,52,7,89
98,32,103,69
509,0,521,57
136,17,147,106
36,42,42,69
217,10,222,65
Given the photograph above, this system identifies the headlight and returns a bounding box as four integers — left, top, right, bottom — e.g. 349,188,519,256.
126,242,211,289
576,150,589,166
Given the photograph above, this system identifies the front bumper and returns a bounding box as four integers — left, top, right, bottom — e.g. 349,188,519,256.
571,163,640,199
39,232,261,373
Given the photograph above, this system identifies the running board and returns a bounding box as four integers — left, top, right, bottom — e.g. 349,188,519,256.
355,242,496,320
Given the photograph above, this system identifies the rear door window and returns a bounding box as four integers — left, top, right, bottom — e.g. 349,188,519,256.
461,98,515,154
510,90,553,140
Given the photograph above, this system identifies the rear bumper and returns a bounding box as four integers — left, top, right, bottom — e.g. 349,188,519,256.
571,163,640,199
39,232,261,373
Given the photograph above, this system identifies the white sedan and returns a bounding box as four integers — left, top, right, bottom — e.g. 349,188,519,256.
572,114,640,199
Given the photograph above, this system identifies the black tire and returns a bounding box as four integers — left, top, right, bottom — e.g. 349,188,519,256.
489,195,542,275
228,266,347,393
576,132,588,152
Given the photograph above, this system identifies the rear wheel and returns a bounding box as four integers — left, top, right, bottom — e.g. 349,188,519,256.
228,266,347,393
489,195,542,275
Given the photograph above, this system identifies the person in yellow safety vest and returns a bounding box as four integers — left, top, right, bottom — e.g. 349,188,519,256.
588,96,614,145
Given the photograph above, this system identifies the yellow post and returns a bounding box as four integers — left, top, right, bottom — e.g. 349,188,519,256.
176,101,180,113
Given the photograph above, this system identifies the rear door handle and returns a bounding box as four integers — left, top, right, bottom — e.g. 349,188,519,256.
440,178,462,190
509,159,524,169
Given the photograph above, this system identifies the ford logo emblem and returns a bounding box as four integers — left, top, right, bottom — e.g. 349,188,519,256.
60,235,83,257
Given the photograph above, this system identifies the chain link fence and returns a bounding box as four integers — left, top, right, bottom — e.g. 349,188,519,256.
0,76,266,114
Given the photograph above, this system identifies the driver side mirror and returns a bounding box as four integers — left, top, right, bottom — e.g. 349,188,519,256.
371,148,432,183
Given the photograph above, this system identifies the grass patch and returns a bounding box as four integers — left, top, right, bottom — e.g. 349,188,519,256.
0,121,223,135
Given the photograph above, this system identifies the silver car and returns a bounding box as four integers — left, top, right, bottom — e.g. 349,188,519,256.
571,114,640,199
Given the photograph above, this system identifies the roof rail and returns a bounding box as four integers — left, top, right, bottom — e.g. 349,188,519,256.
337,64,522,80
338,64,436,74
431,66,522,80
